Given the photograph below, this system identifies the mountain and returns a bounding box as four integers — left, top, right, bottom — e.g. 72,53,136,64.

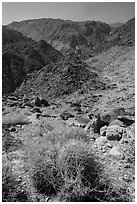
7,18,111,55
2,26,62,94
90,18,135,56
109,22,123,28
3,17,135,96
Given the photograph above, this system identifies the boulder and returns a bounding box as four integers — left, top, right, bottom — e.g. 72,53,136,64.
100,107,125,124
76,115,90,128
109,145,123,158
84,114,105,133
109,119,125,127
106,125,124,141
9,126,16,132
95,136,107,148
100,126,108,136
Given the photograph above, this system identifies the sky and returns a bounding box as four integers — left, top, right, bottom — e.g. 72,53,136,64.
2,2,135,25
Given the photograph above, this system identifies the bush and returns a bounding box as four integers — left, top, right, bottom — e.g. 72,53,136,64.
57,139,103,201
2,130,22,153
63,127,90,143
24,138,63,196
2,156,29,202
22,128,131,202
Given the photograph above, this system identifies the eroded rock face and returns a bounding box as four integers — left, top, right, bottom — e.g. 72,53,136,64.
106,125,125,141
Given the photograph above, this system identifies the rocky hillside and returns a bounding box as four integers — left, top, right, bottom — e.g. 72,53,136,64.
90,18,135,57
2,26,62,94
14,50,105,100
8,18,111,54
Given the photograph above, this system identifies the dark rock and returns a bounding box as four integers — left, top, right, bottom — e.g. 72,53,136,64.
32,107,42,113
40,99,50,107
106,125,124,141
9,126,16,132
34,97,41,107
118,116,135,126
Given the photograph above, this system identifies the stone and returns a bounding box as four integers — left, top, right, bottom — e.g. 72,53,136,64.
109,119,125,127
109,146,122,157
27,113,39,123
85,114,106,133
95,136,107,148
100,125,108,136
76,115,90,128
65,118,80,127
9,126,16,132
118,116,135,126
107,142,113,148
106,125,124,141
60,111,75,120
100,107,125,124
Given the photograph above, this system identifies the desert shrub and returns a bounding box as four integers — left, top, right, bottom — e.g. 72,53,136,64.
57,139,103,201
23,129,131,202
24,138,63,197
2,130,22,153
63,127,90,143
2,112,29,126
42,126,90,146
2,156,29,202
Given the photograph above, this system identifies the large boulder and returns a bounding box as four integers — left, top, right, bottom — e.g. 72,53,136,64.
95,136,107,148
100,107,125,124
84,107,126,134
76,115,90,128
106,125,124,141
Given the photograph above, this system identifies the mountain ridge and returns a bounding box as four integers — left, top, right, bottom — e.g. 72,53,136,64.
7,18,111,55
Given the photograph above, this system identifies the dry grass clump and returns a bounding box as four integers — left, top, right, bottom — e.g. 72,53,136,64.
57,139,102,201
63,127,90,143
24,138,63,196
2,130,22,153
2,156,29,202
43,126,91,146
